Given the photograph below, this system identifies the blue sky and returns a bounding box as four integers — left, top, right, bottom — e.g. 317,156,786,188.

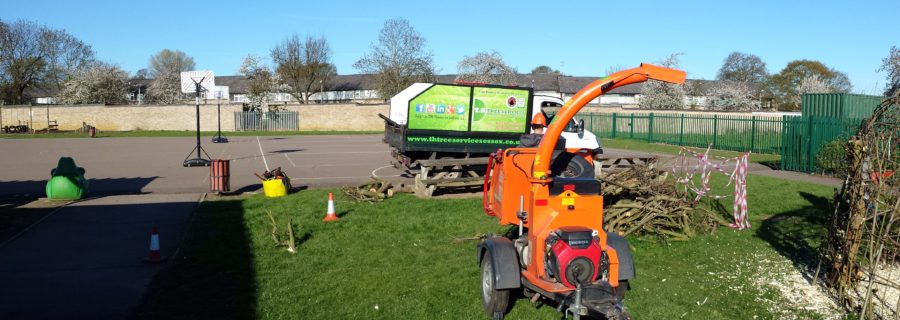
2,0,897,94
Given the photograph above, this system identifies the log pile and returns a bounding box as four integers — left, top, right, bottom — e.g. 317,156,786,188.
342,178,414,202
600,164,728,240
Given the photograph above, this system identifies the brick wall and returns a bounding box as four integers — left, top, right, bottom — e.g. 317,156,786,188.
0,103,389,132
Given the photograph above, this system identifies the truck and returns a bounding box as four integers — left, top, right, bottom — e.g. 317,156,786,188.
381,82,601,197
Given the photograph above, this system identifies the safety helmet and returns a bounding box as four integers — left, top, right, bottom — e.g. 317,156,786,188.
532,113,547,127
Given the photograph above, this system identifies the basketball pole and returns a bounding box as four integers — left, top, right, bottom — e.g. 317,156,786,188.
182,78,212,167
212,96,228,143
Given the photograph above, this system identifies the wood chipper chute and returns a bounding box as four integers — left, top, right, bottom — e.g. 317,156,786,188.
477,63,686,320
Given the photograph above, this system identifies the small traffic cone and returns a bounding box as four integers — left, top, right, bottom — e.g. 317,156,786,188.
144,226,165,263
323,193,339,222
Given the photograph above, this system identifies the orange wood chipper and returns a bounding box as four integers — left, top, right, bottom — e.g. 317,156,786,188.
477,63,686,320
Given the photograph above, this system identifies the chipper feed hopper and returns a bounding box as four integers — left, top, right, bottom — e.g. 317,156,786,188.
477,64,686,320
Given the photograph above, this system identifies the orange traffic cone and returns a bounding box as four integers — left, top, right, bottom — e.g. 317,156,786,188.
144,226,165,263
323,193,339,222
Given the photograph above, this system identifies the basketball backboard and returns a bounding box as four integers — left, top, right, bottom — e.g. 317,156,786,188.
180,70,216,94
210,86,229,100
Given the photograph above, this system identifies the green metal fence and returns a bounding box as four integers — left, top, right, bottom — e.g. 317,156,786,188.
578,112,785,154
779,116,863,173
572,112,868,174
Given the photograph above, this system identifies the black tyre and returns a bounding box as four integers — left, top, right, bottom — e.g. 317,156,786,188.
551,152,594,178
481,252,510,319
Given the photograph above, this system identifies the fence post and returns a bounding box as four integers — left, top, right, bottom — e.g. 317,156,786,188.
629,113,634,139
749,116,757,152
712,114,718,149
611,113,617,138
588,114,593,134
679,113,685,146
648,113,654,142
806,116,814,172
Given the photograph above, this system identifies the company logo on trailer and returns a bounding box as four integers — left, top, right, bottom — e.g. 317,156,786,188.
506,96,518,108
415,104,466,115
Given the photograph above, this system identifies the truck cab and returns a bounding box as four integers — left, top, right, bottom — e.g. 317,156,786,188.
532,96,601,151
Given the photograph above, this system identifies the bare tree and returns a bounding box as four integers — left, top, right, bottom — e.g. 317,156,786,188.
604,65,626,77
639,54,686,109
58,62,129,104
456,51,518,85
353,18,435,99
132,68,150,80
878,46,900,97
716,52,768,84
0,19,96,104
239,55,279,110
271,34,336,104
147,49,195,104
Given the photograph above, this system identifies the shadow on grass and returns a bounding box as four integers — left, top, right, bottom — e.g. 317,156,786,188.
755,191,832,278
134,199,257,320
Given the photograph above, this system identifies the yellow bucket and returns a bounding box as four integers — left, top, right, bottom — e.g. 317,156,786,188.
262,179,287,197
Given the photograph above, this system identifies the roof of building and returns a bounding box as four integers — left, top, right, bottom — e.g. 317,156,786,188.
24,73,722,99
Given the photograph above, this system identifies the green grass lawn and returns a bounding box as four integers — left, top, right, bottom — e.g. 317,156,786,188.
136,174,838,319
603,138,781,165
0,130,381,139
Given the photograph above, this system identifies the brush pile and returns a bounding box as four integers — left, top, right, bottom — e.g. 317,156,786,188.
599,164,728,240
342,178,414,202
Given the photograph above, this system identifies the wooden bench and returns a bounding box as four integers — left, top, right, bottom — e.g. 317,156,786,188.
48,120,59,131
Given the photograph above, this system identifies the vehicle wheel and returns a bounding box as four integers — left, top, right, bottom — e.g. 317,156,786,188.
615,280,629,302
551,152,594,178
481,252,510,318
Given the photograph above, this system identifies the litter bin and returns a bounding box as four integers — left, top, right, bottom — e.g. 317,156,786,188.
210,159,230,192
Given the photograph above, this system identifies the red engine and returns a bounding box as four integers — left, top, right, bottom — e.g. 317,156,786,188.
546,227,603,288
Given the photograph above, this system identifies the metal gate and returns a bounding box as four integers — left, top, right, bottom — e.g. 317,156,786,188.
779,116,862,173
234,111,299,131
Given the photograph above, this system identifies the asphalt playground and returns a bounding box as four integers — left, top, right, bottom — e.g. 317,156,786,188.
0,134,405,319
0,134,406,197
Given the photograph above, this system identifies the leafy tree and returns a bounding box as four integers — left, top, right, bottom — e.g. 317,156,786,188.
147,49,195,104
456,51,518,85
639,54,686,109
716,52,768,84
58,62,129,104
768,60,852,110
0,19,95,104
271,34,336,103
531,65,560,75
239,55,279,110
353,18,435,99
878,46,899,97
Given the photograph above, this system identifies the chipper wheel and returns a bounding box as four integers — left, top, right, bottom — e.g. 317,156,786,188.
481,251,510,320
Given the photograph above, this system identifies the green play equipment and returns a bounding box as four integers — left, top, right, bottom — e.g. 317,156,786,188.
46,157,88,200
